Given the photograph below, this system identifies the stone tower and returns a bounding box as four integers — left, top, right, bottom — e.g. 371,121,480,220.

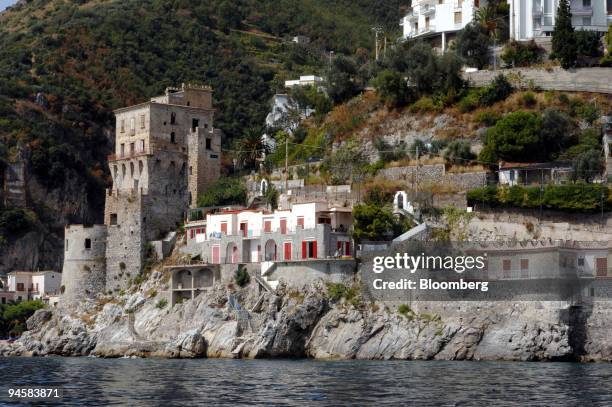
61,225,107,301
103,84,221,292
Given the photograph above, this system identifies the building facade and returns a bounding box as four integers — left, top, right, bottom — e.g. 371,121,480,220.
6,270,61,302
193,202,353,265
401,0,485,50
508,0,611,41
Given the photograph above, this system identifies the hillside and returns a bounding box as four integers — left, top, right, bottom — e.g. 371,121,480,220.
0,0,408,273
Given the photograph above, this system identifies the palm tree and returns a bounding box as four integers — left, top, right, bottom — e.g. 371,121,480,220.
237,128,267,170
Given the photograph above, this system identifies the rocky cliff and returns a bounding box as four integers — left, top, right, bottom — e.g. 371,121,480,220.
2,268,611,362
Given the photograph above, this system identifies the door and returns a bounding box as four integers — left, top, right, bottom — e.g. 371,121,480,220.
240,222,248,237
284,242,292,261
212,245,220,264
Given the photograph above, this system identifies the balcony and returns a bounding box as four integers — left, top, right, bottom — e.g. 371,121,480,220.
570,6,593,16
107,149,151,161
421,4,436,15
532,5,542,16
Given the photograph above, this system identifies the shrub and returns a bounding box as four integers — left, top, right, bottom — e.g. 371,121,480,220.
155,299,168,309
374,138,407,163
454,22,491,69
501,40,543,67
443,141,475,166
521,91,537,107
551,0,577,69
0,300,45,337
475,110,501,126
479,74,513,106
575,30,602,58
326,283,361,307
234,265,250,287
577,102,600,124
397,304,415,319
409,97,440,113
572,149,604,183
373,69,412,107
458,90,481,113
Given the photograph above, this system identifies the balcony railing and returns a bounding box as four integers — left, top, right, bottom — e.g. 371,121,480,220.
107,149,150,161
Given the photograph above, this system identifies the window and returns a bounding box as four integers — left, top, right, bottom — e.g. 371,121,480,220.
583,0,591,7
458,0,463,7
120,119,125,133
171,132,176,143
520,259,529,278
139,139,145,152
130,142,135,155
454,11,462,24
17,283,24,291
596,258,608,277
85,238,91,249
110,213,118,225
1,298,5,304
297,217,304,228
264,220,272,232
66,239,69,251
582,16,591,26
130,117,135,131
284,242,292,260
578,257,585,266
120,143,125,156
189,166,193,175
503,259,511,278
170,112,176,125
220,222,228,234
206,138,212,150
192,118,199,131
280,218,287,234
140,114,145,129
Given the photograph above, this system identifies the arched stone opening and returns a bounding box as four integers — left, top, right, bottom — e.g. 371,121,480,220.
264,239,277,261
174,269,192,289
194,268,214,288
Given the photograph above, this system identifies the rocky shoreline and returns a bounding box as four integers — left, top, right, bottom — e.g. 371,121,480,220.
2,268,612,362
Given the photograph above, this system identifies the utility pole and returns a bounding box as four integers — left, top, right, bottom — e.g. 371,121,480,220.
284,135,288,193
415,145,419,194
328,50,334,69
372,26,382,61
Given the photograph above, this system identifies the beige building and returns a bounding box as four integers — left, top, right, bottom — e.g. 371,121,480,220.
6,270,61,302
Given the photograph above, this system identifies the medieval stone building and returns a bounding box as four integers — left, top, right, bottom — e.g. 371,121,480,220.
62,84,221,299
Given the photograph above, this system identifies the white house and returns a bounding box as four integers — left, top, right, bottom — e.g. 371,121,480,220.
7,270,62,302
508,0,611,41
284,75,324,88
401,0,486,51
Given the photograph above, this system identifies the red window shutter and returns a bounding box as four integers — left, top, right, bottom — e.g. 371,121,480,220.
337,241,342,250
212,246,220,264
190,229,195,239
297,217,304,227
302,241,307,259
265,221,271,232
221,222,227,234
312,241,317,258
345,242,350,256
284,242,292,260
280,218,287,234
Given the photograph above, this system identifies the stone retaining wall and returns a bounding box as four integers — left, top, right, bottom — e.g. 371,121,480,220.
379,164,487,191
464,67,612,94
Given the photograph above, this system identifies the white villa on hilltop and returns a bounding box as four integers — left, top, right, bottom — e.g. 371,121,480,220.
401,0,612,48
401,0,486,51
508,0,612,41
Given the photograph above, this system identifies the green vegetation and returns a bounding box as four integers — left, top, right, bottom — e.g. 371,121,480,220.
155,298,168,309
601,25,612,66
0,207,37,243
0,300,45,338
501,40,543,67
479,111,542,162
443,141,475,166
468,184,611,212
454,23,491,69
234,264,250,287
551,0,577,68
325,282,361,308
397,303,415,320
352,187,411,242
197,178,247,207
458,74,513,113
373,69,412,108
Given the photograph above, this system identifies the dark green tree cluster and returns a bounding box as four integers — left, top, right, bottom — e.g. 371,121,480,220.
501,40,544,67
467,184,610,212
0,300,45,338
197,178,247,208
551,0,577,68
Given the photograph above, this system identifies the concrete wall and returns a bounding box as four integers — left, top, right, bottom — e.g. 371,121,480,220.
465,67,612,94
267,259,356,287
61,224,107,302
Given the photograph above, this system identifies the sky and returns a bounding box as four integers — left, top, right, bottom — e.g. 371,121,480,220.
0,0,17,12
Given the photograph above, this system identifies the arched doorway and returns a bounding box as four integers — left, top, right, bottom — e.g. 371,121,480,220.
174,269,192,289
264,239,277,261
226,243,239,264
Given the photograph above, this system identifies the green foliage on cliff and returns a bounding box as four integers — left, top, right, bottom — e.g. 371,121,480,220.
0,300,45,338
197,178,247,208
467,184,611,212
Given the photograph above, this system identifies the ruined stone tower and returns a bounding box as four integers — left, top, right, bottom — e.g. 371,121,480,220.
61,225,107,301
61,84,221,298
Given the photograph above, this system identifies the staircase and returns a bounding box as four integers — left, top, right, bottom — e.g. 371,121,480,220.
260,261,279,290
392,222,429,244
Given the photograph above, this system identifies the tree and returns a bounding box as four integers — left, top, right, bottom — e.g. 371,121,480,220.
197,178,247,207
264,183,279,210
601,24,612,66
552,0,577,69
322,140,369,185
236,129,266,170
575,30,602,58
352,204,398,242
483,111,543,162
373,70,411,107
454,23,491,69
443,141,476,166
327,55,360,104
572,149,604,183
217,1,242,33
540,108,575,157
405,42,440,95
